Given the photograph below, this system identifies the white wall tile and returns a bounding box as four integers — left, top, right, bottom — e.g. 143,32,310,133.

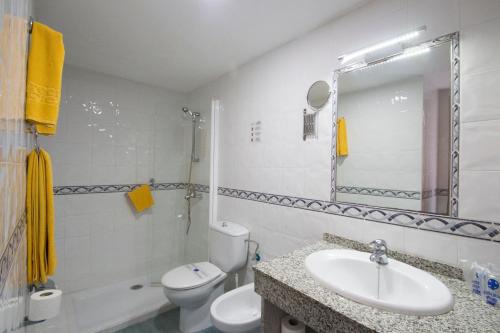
64,215,91,238
460,170,500,221
64,236,90,259
403,228,458,265
459,0,500,28
461,17,500,76
461,119,500,171
457,237,500,266
461,69,500,123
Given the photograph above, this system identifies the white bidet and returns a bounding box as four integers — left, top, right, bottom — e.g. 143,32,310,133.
210,283,261,333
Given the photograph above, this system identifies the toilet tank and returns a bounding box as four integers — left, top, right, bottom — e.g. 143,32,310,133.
209,221,249,273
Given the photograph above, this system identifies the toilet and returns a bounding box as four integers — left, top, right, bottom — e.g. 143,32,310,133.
210,283,261,333
161,221,249,333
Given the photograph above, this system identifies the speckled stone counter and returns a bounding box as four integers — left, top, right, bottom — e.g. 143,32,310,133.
253,234,500,333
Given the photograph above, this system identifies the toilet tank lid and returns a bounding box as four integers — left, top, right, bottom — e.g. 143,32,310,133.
211,221,249,237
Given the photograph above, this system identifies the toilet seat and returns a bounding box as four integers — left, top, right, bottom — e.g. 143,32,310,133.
161,262,222,291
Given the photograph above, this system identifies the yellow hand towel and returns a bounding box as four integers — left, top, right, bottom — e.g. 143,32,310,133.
25,22,65,135
337,117,349,157
26,149,57,284
127,185,154,213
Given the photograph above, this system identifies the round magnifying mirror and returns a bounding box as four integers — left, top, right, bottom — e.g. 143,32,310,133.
307,80,331,111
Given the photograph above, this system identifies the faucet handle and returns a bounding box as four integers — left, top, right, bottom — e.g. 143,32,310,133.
369,239,387,250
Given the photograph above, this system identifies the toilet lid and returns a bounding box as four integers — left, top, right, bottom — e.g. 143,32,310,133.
161,262,223,290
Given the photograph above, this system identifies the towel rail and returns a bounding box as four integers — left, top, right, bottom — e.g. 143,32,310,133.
28,16,33,33
27,17,39,152
27,126,40,152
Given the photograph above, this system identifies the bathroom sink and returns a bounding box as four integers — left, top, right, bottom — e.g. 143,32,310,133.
304,249,454,316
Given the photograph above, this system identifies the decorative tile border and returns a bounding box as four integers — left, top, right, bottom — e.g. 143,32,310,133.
336,186,421,200
0,217,26,297
330,32,461,217
421,188,450,200
336,186,450,200
449,32,461,217
218,187,500,242
53,182,188,195
193,184,210,193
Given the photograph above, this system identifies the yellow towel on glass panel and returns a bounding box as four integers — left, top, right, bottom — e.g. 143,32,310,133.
27,149,56,284
25,22,65,135
127,185,154,213
337,117,348,157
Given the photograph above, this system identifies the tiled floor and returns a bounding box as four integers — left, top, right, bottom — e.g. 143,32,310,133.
116,309,219,333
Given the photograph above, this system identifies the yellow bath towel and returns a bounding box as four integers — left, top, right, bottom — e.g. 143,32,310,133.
127,185,154,213
25,22,65,135
337,117,348,157
27,149,56,285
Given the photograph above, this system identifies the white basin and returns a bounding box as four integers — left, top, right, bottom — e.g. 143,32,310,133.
305,249,454,316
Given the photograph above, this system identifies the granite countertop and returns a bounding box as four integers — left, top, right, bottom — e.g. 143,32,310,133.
253,235,500,333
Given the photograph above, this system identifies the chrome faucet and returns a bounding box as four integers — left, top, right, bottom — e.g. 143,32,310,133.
369,239,389,265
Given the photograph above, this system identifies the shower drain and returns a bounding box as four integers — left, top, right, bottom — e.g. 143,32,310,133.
130,284,143,290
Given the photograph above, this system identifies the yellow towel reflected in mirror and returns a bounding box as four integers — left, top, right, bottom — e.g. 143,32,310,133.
127,185,155,213
27,149,56,285
337,117,349,157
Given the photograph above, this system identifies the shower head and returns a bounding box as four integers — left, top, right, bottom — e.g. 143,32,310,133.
182,107,200,119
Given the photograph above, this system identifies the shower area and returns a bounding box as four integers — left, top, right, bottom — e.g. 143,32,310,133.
23,65,216,333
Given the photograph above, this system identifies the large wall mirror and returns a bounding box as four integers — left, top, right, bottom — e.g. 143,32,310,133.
331,32,459,217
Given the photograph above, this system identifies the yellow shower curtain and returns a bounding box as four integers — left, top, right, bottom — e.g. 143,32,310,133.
27,148,56,284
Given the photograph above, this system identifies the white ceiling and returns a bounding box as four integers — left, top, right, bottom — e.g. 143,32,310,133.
34,0,368,93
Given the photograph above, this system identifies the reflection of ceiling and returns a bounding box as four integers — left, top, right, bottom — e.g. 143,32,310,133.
339,42,451,95
34,0,368,93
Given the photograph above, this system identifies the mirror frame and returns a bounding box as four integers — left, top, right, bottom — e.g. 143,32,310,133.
330,32,460,218
307,80,331,111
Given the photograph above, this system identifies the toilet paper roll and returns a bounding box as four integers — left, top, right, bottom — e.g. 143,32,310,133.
281,315,305,333
28,289,62,322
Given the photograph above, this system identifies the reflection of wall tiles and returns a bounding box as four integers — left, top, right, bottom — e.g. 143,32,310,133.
336,186,421,200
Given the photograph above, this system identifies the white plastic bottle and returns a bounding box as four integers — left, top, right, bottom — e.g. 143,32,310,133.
471,262,485,296
483,264,500,307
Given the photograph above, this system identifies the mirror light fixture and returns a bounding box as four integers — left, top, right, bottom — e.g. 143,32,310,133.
387,45,430,63
338,26,426,64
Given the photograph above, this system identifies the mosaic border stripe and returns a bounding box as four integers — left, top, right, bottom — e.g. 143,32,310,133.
336,186,421,200
0,217,26,297
330,32,461,217
53,182,188,195
336,186,450,200
422,188,450,200
218,187,500,242
52,183,498,242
